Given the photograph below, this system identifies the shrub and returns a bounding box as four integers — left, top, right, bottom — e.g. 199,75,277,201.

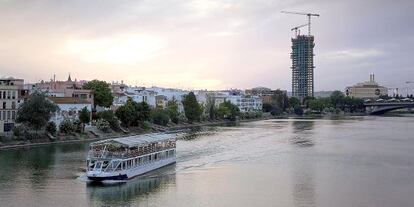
97,110,120,131
13,124,29,138
96,119,111,133
151,109,170,126
270,107,283,116
59,120,75,134
45,122,57,135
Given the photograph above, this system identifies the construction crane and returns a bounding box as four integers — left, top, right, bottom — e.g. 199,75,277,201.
281,11,320,36
291,23,309,36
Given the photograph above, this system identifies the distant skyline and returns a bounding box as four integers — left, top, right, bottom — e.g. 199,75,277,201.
0,0,413,91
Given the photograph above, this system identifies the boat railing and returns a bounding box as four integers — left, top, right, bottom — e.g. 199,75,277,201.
88,145,175,159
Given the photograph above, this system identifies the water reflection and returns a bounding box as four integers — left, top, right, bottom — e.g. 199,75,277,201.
290,121,315,147
290,121,316,207
180,126,218,140
87,164,176,206
291,156,316,207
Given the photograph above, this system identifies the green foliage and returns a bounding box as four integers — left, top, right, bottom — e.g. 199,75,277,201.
83,80,114,109
330,90,345,108
182,92,202,123
16,92,59,130
45,122,57,135
79,107,90,124
302,96,316,108
205,95,216,120
288,97,301,108
96,119,111,133
216,101,240,121
271,89,289,111
97,110,120,130
262,103,273,112
270,106,283,116
115,98,151,127
293,106,304,115
166,99,179,124
309,99,325,112
151,108,170,126
59,120,75,134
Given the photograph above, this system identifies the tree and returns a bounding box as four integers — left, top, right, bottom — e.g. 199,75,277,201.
45,122,57,136
166,99,180,124
262,103,273,112
83,80,114,110
115,98,151,127
293,105,304,115
302,96,315,108
271,89,289,111
330,90,345,109
216,101,240,121
205,94,216,120
96,110,120,130
309,99,325,112
151,108,170,126
78,107,90,132
16,92,59,130
288,97,301,108
136,101,151,123
270,106,283,116
115,98,139,127
182,92,202,123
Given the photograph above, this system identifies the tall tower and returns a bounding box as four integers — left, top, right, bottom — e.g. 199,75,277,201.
281,11,319,100
291,35,315,99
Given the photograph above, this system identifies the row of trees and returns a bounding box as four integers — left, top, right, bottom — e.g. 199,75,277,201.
262,90,365,116
11,80,256,139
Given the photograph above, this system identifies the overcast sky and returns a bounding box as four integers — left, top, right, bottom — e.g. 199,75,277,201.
0,0,413,91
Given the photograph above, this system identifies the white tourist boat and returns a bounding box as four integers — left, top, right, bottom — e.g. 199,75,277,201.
86,133,177,181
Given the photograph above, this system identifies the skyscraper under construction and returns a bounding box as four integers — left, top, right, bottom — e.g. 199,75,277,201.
281,11,319,100
291,35,315,99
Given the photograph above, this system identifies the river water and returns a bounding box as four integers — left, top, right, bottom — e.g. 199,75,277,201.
1,116,414,207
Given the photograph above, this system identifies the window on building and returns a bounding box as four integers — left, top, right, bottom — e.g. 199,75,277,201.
0,110,2,120
11,102,16,109
12,91,15,99
2,91,5,99
7,111,10,120
12,111,15,120
2,102,5,109
7,91,10,99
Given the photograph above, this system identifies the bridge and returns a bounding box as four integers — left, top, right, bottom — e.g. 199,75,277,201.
364,102,414,115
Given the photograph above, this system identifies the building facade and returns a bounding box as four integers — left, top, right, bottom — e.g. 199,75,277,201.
0,78,25,133
345,74,388,99
291,35,315,100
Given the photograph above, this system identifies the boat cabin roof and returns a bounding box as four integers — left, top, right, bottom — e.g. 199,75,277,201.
91,133,177,148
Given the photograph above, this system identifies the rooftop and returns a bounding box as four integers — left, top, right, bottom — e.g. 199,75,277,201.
48,97,92,104
91,133,177,147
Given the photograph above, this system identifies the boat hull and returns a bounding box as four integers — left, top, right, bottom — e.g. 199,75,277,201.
87,157,176,181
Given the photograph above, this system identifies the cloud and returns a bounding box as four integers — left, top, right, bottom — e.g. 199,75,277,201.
61,34,166,64
319,48,384,61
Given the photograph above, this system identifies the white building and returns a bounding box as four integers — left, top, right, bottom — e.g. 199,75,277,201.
206,91,263,113
0,77,26,133
48,97,93,127
345,74,388,99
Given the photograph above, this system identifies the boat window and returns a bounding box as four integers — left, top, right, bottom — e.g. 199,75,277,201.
115,163,122,171
95,162,101,171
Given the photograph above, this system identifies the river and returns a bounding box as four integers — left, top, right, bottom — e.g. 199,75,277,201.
0,116,414,207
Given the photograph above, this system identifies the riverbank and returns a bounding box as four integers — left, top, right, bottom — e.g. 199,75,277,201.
0,117,269,150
